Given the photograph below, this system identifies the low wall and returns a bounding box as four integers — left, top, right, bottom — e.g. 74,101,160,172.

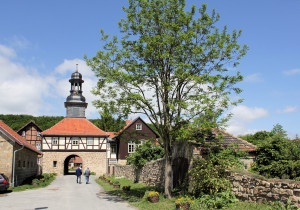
229,172,300,207
114,158,165,187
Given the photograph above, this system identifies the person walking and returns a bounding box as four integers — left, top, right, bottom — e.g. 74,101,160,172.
75,166,82,184
84,167,91,184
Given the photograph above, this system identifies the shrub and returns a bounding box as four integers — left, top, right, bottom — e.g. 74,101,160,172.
188,158,231,197
126,140,164,168
195,192,238,209
91,172,96,175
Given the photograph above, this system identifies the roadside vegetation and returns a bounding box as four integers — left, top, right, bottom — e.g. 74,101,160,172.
96,175,293,210
8,173,57,192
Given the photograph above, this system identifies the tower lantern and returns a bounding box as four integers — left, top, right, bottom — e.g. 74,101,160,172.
64,64,88,118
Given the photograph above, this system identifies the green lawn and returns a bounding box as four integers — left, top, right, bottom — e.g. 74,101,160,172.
95,176,286,210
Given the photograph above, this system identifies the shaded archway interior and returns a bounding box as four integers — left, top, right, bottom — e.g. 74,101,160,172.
64,155,83,175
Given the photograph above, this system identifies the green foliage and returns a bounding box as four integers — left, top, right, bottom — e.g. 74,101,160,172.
239,130,273,146
89,107,126,132
251,125,300,180
207,144,248,169
86,0,248,197
91,172,96,175
9,173,56,192
188,158,231,197
126,140,164,168
193,192,238,209
0,114,64,131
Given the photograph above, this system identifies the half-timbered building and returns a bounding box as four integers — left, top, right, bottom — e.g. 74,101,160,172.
41,66,109,175
17,120,42,151
107,117,159,171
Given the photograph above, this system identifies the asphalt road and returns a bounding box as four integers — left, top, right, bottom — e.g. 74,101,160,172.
0,175,137,210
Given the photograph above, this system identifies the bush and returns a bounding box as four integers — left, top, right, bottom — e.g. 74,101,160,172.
188,158,231,197
91,172,96,175
194,192,238,209
126,140,164,168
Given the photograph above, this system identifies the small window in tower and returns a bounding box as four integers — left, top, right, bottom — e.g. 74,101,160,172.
23,161,25,167
53,161,57,168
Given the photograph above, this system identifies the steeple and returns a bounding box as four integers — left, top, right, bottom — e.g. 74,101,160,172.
64,64,88,118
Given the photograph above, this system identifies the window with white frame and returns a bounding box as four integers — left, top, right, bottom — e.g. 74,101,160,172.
52,137,58,145
37,132,40,137
22,131,26,137
72,137,79,145
136,123,142,130
87,137,93,145
128,140,143,153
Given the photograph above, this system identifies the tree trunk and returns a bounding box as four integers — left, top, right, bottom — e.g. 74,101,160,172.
164,151,173,199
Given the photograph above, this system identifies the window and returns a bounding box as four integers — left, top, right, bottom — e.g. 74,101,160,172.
22,131,26,137
18,160,21,168
111,144,117,154
87,137,93,146
36,143,41,150
37,132,40,137
53,161,57,168
128,140,142,153
136,123,142,130
52,137,58,145
23,161,25,167
72,137,79,145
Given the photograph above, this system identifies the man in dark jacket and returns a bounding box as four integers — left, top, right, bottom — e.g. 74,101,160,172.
75,167,82,184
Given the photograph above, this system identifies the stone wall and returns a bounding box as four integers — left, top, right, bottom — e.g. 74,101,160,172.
0,134,13,181
14,145,39,186
43,151,106,176
229,172,300,207
114,158,165,187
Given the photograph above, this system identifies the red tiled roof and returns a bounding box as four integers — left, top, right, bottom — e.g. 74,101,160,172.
0,120,41,154
42,118,108,136
106,132,117,138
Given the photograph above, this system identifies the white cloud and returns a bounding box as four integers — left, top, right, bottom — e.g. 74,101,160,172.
55,59,95,77
244,73,263,82
226,105,269,135
0,45,54,115
277,105,297,114
0,44,16,58
283,68,300,76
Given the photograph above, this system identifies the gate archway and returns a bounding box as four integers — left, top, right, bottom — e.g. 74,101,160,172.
64,154,83,175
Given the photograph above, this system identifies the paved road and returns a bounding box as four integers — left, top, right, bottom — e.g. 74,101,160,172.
0,175,137,210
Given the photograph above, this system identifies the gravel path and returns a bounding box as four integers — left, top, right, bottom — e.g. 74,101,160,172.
0,175,137,210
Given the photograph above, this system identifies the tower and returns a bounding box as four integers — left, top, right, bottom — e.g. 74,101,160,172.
64,64,88,118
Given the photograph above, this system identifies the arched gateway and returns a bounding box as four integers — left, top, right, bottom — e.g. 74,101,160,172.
41,66,109,176
64,154,82,175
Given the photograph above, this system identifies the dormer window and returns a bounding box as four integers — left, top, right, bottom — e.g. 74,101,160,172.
136,123,142,130
22,131,26,137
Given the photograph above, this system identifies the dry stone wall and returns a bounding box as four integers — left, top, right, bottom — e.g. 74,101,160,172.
114,158,165,187
229,172,300,208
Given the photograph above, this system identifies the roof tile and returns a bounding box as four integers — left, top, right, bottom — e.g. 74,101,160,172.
42,118,108,136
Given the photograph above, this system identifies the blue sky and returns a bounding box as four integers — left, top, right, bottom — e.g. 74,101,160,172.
0,0,300,138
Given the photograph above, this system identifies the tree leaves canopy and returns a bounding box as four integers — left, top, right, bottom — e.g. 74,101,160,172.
86,0,248,144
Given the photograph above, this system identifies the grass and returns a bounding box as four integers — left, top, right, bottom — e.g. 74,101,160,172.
8,173,57,192
96,176,293,210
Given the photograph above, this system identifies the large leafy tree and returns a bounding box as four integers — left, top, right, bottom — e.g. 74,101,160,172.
86,0,248,198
